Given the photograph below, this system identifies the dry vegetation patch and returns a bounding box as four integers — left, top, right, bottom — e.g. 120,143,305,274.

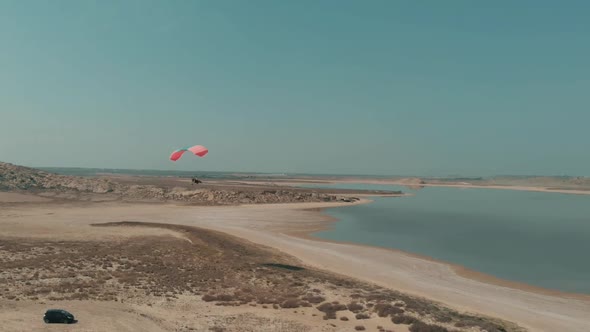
0,221,520,332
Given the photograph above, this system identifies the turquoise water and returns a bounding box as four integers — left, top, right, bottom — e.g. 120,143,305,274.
306,183,590,294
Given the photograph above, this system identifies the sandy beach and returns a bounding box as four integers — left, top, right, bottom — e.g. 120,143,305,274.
1,196,588,331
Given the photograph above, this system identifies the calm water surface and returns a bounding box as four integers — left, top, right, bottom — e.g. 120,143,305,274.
304,183,590,294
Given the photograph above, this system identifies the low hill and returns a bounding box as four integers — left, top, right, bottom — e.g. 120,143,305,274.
0,162,344,205
0,162,120,193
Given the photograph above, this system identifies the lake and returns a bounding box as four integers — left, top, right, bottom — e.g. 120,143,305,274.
304,183,590,294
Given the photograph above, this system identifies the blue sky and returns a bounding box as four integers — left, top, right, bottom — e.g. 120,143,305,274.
1,1,588,176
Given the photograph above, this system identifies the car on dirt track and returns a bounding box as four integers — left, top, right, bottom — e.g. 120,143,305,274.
43,309,76,324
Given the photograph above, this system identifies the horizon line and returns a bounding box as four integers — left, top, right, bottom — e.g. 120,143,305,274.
33,165,588,179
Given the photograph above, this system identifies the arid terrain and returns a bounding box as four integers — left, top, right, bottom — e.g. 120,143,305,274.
0,217,516,332
0,163,520,332
1,163,589,331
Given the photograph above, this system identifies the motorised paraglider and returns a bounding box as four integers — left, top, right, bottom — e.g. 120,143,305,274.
170,145,209,161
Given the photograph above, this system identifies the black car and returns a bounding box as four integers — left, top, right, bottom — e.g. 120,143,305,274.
43,309,76,324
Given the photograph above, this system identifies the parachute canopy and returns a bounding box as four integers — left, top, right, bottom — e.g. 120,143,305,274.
170,145,209,161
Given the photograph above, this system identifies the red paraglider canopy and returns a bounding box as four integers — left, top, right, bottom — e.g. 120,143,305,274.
170,145,209,161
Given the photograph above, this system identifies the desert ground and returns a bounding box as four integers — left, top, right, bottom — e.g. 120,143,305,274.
0,199,523,332
1,163,589,331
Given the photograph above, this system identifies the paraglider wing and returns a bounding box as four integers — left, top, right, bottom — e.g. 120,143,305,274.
188,145,208,157
170,145,208,161
170,149,188,161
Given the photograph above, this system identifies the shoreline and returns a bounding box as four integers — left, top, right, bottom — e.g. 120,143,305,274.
221,201,590,332
183,201,590,331
298,201,590,301
333,180,590,195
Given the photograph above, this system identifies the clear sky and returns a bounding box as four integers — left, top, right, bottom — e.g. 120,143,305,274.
1,1,589,176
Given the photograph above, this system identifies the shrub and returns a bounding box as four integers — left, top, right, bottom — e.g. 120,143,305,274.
202,294,216,302
355,313,370,320
355,326,366,331
392,314,417,325
347,302,364,313
333,303,347,311
374,303,404,317
471,322,508,332
317,303,332,312
300,301,312,307
321,302,347,312
434,315,452,323
215,294,234,302
340,317,349,321
280,298,301,309
303,294,325,304
409,321,449,332
323,312,336,320
317,302,346,320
